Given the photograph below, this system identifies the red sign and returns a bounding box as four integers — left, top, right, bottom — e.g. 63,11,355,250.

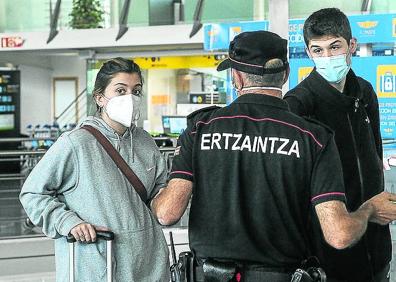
1,37,24,48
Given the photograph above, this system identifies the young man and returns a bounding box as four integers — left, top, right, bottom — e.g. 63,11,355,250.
284,8,391,282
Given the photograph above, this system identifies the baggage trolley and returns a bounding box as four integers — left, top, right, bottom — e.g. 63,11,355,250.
66,231,115,282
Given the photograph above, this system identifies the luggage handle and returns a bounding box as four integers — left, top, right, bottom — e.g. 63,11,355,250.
67,230,115,242
67,231,115,282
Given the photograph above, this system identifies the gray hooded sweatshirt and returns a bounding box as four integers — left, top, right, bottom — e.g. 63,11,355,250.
20,116,170,282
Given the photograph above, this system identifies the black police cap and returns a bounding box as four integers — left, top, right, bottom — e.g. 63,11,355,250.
217,30,288,75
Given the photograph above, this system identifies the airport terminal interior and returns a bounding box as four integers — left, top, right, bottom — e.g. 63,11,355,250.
0,0,395,281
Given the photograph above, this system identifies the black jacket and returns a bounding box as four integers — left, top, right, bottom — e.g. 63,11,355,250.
284,69,391,281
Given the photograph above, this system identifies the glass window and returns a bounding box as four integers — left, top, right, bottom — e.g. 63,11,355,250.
289,0,396,19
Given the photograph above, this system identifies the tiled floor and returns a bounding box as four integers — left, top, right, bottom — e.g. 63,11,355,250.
0,272,55,282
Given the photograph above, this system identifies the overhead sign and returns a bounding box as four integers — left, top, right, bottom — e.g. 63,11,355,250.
0,25,203,52
204,21,269,51
349,14,395,44
1,36,24,48
207,14,395,50
288,14,396,47
133,55,224,69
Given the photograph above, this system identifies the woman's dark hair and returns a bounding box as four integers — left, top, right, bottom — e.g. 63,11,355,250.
93,57,143,110
303,8,352,46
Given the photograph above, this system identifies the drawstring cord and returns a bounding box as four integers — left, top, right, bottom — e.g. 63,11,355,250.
130,126,135,163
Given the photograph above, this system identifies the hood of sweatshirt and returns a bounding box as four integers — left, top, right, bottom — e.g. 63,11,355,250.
78,114,137,161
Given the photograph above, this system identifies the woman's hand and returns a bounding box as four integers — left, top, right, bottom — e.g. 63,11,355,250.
69,223,109,243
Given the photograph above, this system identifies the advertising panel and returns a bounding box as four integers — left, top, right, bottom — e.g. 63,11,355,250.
204,21,269,51
349,14,395,44
289,19,305,48
205,14,395,50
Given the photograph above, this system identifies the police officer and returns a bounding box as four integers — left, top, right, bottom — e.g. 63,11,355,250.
152,31,396,282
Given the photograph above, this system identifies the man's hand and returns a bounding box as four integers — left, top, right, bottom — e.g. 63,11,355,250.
151,178,193,226
315,193,396,250
365,191,396,225
69,223,109,243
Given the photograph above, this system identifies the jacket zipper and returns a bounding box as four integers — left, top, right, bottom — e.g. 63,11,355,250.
354,98,360,113
347,98,374,279
348,99,364,192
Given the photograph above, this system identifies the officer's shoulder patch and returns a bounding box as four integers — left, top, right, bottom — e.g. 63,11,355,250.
187,106,221,120
302,116,334,135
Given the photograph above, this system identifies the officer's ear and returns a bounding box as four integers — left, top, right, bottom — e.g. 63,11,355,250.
283,65,290,85
231,69,244,91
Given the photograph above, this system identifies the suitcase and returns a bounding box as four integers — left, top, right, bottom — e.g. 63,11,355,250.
66,231,115,282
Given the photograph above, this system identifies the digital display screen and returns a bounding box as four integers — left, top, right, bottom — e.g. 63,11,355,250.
162,116,187,134
0,70,20,135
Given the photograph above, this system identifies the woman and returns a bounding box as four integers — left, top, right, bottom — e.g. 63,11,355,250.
20,58,170,281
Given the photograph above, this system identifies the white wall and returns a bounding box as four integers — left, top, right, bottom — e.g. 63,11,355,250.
51,56,87,125
17,55,87,134
50,56,86,96
19,65,52,135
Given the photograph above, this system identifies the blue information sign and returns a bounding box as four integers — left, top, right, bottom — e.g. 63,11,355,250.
204,21,268,51
288,19,305,47
205,14,395,50
379,98,396,139
349,14,396,44
287,14,396,48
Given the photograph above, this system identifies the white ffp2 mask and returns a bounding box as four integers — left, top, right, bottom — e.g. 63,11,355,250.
103,94,140,127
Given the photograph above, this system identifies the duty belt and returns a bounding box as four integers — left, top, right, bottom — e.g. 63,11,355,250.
194,259,294,282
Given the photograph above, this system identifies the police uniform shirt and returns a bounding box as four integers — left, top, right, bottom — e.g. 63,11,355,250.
170,93,346,270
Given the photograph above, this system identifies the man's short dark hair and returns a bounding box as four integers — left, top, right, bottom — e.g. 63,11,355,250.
303,8,352,46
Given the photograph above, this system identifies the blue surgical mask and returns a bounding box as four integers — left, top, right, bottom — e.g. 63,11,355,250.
312,53,351,83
